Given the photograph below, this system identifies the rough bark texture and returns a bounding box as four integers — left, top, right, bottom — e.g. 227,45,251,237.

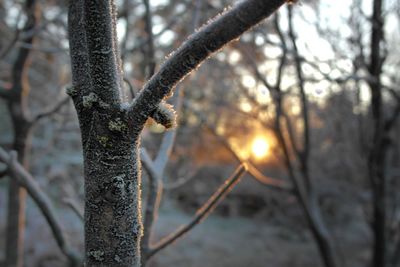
82,111,142,266
67,0,286,266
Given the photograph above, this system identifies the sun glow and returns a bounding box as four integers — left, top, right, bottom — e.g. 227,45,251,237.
229,131,275,162
251,136,270,160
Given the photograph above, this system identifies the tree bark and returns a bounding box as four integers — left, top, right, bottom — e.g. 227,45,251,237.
82,112,143,266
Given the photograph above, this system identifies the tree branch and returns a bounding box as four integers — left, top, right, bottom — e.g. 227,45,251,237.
124,77,136,99
0,87,10,99
153,88,183,174
184,99,291,192
148,0,203,140
210,123,291,191
31,95,70,124
141,0,179,130
63,197,84,221
83,0,121,106
128,0,287,128
121,2,192,58
0,169,8,179
0,147,81,266
67,1,92,100
0,18,21,61
143,0,156,79
163,169,199,190
273,13,288,89
140,3,202,262
287,5,312,192
9,0,39,99
147,164,247,259
140,148,163,264
384,87,400,132
238,37,302,160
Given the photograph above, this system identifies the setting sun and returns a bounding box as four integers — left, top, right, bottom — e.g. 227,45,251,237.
251,137,270,160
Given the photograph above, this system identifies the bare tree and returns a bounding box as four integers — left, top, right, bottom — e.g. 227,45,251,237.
341,0,400,265
366,0,395,265
67,0,286,266
234,7,339,267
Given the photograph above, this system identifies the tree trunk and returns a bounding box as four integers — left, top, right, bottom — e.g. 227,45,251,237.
368,0,386,266
4,0,38,265
81,109,142,266
5,182,26,267
307,195,339,267
5,120,31,267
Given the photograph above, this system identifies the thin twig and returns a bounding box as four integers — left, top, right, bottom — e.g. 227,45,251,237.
0,9,22,60
16,42,67,54
163,169,199,190
211,124,291,191
143,0,156,79
0,87,10,99
121,3,191,58
147,164,247,259
124,77,136,99
183,99,291,191
140,148,163,263
141,3,204,263
384,87,400,131
0,169,8,179
287,5,312,192
140,1,165,261
238,42,302,160
32,95,70,124
0,30,21,60
63,197,84,221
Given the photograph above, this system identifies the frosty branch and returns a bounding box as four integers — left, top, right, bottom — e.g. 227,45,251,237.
0,147,81,266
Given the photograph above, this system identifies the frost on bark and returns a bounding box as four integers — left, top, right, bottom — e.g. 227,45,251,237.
67,0,285,266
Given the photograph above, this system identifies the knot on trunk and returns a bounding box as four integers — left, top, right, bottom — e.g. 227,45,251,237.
104,174,127,203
